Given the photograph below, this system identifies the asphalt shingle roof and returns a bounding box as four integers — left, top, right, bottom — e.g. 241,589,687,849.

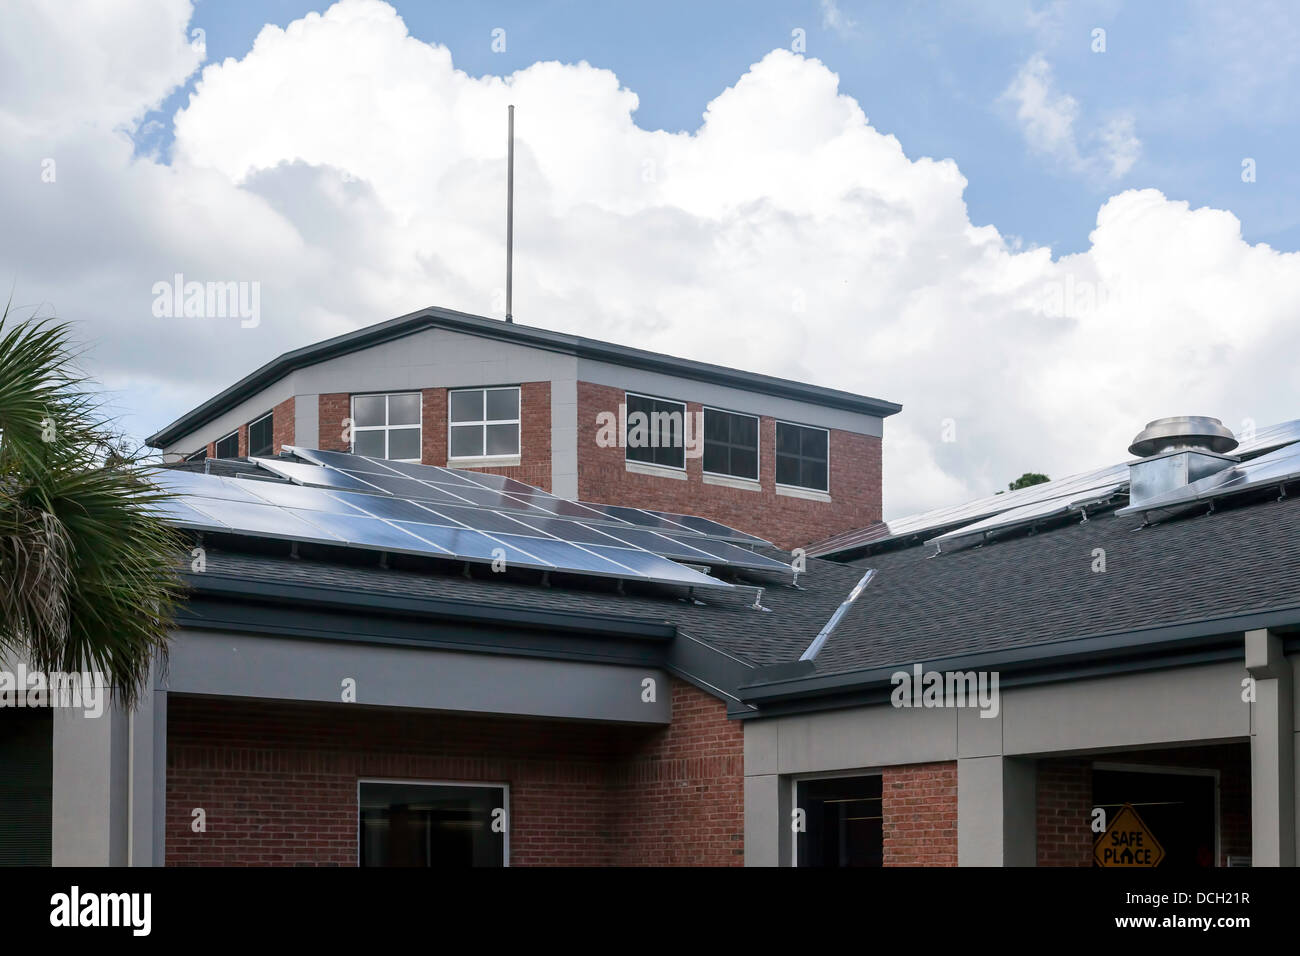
811,492,1300,676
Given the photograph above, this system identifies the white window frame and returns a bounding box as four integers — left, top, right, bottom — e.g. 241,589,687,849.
212,429,239,459
246,411,274,458
624,391,688,472
447,386,521,464
774,419,830,493
356,778,510,867
701,404,761,483
350,392,423,463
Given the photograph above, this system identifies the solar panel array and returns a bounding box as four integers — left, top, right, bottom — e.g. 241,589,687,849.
153,448,793,589
809,416,1300,559
806,463,1130,557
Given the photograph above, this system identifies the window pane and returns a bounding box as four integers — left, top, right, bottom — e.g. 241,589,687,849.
449,390,483,424
388,393,420,426
654,441,685,469
353,394,386,427
484,423,519,456
449,424,483,458
704,409,729,442
776,423,801,455
485,388,519,422
214,433,239,458
733,448,758,481
353,430,386,458
702,442,727,475
359,782,505,867
248,415,273,457
796,776,882,867
802,427,828,460
775,454,800,487
734,414,758,446
804,458,828,492
387,427,421,461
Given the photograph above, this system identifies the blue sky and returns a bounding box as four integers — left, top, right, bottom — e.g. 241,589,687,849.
136,0,1300,256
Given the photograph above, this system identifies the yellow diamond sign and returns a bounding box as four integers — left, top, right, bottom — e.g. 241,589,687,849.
1094,804,1165,868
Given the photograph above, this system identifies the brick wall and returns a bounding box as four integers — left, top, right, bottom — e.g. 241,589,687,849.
881,761,958,866
317,392,350,452
420,382,552,491
165,678,740,866
612,680,745,865
272,396,295,455
576,382,881,550
1036,746,1250,867
1037,759,1093,866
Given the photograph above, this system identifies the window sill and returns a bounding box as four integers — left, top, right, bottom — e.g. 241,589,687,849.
624,460,687,481
776,484,831,503
702,473,762,492
448,455,521,469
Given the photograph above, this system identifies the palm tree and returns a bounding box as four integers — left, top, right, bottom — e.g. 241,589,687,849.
0,305,183,708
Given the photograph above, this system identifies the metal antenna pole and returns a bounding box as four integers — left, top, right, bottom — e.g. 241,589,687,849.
506,104,514,323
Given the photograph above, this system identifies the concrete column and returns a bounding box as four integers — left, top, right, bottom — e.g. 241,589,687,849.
744,773,791,866
128,670,166,866
52,682,129,866
957,755,1037,866
1245,628,1295,866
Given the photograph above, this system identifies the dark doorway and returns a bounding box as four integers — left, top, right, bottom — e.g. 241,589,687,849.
796,775,883,867
1093,767,1217,867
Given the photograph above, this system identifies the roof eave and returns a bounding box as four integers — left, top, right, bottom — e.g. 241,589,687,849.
147,305,903,448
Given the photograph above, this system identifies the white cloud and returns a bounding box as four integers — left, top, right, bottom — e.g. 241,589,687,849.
4,0,1300,523
820,0,857,36
1002,53,1140,180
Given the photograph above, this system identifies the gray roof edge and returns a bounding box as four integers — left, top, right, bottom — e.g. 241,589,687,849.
736,602,1300,704
147,305,902,448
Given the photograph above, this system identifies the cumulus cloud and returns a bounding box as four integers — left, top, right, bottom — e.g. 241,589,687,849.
3,0,1299,521
1002,53,1140,180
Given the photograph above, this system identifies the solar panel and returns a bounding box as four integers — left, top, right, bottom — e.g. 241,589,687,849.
929,484,1126,551
153,466,734,590
1232,419,1300,459
282,446,773,544
252,458,389,492
808,462,1132,557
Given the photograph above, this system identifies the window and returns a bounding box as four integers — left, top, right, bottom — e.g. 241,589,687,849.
796,775,882,867
448,387,520,460
247,412,273,458
624,393,686,470
352,392,421,462
213,430,239,459
703,407,759,481
775,421,828,492
359,781,506,867
184,449,206,463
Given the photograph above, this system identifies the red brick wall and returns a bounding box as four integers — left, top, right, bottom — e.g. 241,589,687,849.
420,382,552,491
612,680,745,865
318,392,350,452
272,396,295,455
576,382,881,550
1037,759,1093,866
882,761,958,866
165,679,740,866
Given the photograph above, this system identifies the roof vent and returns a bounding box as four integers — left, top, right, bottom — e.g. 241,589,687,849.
1126,416,1239,508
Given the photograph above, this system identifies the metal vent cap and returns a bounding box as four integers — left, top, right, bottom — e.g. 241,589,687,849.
1128,415,1239,458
